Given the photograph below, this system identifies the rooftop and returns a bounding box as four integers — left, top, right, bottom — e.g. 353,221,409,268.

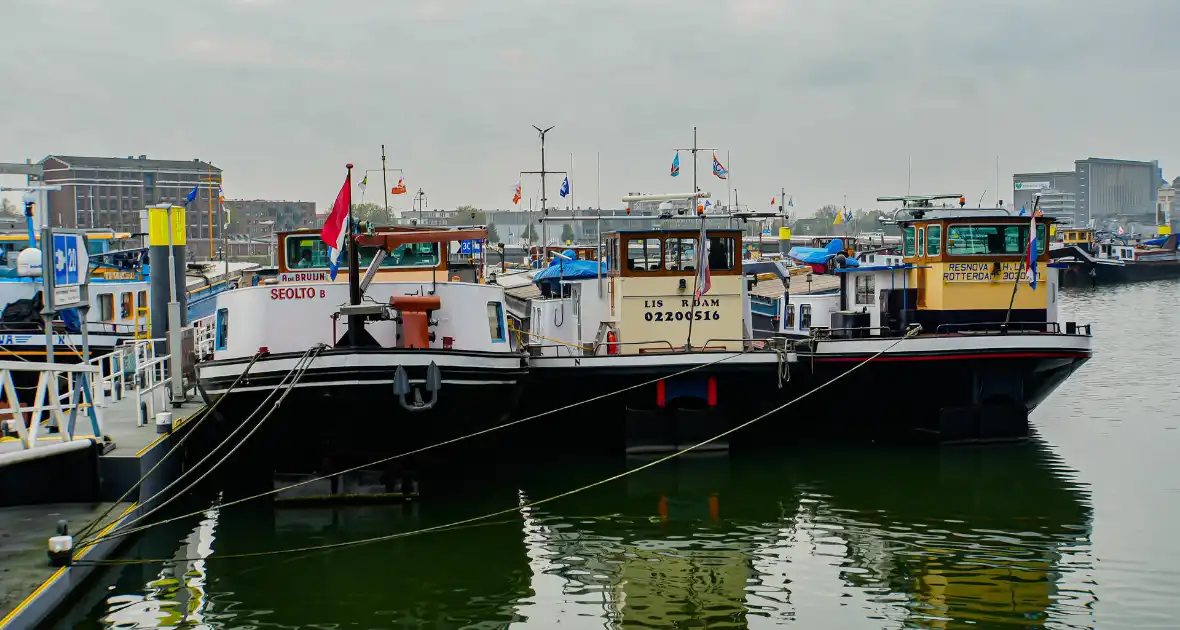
41,155,220,172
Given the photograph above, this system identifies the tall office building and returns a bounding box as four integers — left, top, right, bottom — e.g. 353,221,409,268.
1014,158,1163,227
1074,158,1161,227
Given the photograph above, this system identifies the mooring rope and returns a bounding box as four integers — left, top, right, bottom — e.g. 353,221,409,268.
79,345,753,547
72,351,265,542
78,345,322,547
75,330,915,566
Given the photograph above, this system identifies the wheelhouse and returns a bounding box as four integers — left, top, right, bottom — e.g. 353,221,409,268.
275,226,486,284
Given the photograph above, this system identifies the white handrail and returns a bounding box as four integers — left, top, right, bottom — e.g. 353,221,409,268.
0,362,103,450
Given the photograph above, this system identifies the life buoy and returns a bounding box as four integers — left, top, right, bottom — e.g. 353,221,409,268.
606,330,619,355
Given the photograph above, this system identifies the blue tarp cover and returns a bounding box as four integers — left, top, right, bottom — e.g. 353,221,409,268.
786,238,859,266
533,256,605,283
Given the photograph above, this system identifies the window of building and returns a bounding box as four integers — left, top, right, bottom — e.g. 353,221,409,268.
664,237,697,271
784,303,795,329
98,294,115,322
625,237,662,272
120,292,133,319
800,304,812,329
215,308,229,350
902,226,916,256
945,224,1048,256
926,225,942,256
855,275,875,305
487,302,505,342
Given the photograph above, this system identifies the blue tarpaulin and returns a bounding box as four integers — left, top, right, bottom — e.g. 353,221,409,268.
787,238,859,266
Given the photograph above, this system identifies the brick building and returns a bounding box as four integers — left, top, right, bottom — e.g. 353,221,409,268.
34,155,222,239
223,199,318,236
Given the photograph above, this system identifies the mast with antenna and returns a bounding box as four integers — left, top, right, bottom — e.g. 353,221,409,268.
520,126,565,253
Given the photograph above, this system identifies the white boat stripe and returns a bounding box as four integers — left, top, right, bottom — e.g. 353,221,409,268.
204,378,517,395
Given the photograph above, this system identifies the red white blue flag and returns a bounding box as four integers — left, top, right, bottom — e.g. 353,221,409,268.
320,170,352,280
1026,213,1038,290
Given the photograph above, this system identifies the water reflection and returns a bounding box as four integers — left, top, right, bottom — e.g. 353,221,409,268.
56,439,1093,629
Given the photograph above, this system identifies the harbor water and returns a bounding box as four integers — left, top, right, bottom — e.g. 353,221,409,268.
48,280,1180,629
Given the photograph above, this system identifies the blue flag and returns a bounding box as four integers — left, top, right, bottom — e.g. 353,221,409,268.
559,176,569,198
1018,205,1027,216
670,153,680,177
184,185,199,206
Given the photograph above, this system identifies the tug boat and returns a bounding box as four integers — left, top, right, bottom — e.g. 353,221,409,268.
196,194,527,477
1051,227,1180,286
753,195,1093,441
506,194,801,454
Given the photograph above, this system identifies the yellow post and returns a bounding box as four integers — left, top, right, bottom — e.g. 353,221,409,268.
1160,225,1172,236
148,206,187,246
779,226,791,240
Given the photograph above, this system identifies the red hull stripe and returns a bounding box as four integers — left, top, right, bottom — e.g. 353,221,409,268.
815,351,1090,363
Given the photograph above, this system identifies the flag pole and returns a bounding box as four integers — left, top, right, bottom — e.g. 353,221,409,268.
381,145,390,224
1003,194,1040,327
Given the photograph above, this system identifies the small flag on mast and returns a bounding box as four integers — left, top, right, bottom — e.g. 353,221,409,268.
559,176,570,198
359,175,368,193
712,152,727,180
670,153,680,177
770,196,776,208
512,180,522,205
183,185,198,206
391,175,407,195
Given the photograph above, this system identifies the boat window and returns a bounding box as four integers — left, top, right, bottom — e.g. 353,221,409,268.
784,303,795,328
916,228,925,258
98,294,115,322
945,224,1048,256
664,237,697,271
487,301,505,342
215,308,229,351
902,226,916,256
626,237,662,272
136,290,148,316
855,275,875,305
119,292,133,319
926,225,942,256
706,236,736,271
800,304,812,329
284,235,440,270
609,238,620,272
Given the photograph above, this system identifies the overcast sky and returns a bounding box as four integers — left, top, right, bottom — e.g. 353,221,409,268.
1,0,1177,216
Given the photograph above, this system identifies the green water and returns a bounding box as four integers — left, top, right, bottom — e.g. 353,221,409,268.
51,281,1180,629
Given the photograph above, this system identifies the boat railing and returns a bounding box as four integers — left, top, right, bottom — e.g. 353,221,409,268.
934,321,1065,335
0,360,104,451
192,314,216,359
125,338,176,427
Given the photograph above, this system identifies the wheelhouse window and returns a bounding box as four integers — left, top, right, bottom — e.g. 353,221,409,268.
917,228,925,257
800,304,812,329
926,225,942,256
486,301,505,342
664,237,697,271
945,224,1048,256
284,235,440,270
98,294,115,322
705,236,736,271
902,226,916,256
784,303,795,328
119,292,133,319
215,308,229,350
625,238,662,272
854,275,875,305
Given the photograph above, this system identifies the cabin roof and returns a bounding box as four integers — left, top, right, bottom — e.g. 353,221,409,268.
749,273,841,300
899,211,1059,224
607,227,743,236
